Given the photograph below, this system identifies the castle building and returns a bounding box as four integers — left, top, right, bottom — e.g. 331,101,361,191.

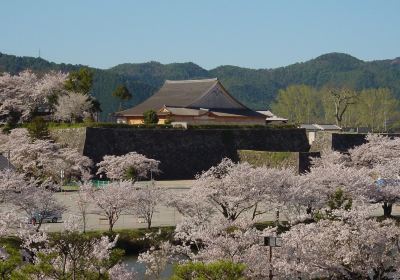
114,78,266,125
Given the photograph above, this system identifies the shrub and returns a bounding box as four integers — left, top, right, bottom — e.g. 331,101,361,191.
143,110,159,124
27,117,50,140
171,260,247,280
187,123,297,129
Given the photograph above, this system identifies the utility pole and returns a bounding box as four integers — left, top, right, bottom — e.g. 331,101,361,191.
269,245,273,280
7,150,10,170
262,236,282,280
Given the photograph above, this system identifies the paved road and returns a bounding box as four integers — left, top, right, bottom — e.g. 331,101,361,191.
46,180,192,232
39,180,400,232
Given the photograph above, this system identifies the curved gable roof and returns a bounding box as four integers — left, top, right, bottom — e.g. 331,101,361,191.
117,78,218,116
116,78,261,118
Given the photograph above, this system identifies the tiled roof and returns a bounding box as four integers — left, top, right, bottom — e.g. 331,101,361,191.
116,78,218,116
116,78,265,119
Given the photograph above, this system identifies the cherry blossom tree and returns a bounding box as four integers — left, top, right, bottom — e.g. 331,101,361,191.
96,152,160,181
284,152,373,222
13,186,66,231
0,70,67,123
276,208,400,279
0,128,93,183
75,182,92,233
139,138,400,279
132,180,165,229
147,159,298,278
53,91,93,122
109,263,137,280
165,205,400,279
0,168,27,202
14,215,137,280
347,134,400,217
90,181,134,232
173,158,295,222
138,241,172,279
139,217,274,279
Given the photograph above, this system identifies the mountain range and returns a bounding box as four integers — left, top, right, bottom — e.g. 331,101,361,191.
1,52,400,121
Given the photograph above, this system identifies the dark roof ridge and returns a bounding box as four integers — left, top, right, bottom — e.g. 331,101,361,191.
187,80,248,110
186,80,220,107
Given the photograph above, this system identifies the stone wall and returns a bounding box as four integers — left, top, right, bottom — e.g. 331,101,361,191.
51,128,400,179
310,132,335,152
331,133,400,152
82,127,310,179
50,127,87,153
331,133,369,152
238,150,320,174
309,132,400,153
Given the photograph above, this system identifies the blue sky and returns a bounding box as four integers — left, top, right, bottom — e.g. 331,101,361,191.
1,0,399,70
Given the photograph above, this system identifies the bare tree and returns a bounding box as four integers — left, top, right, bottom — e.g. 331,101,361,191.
328,88,357,127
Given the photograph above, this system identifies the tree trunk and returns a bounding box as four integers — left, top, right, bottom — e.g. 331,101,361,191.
109,218,114,232
83,215,86,233
382,202,393,218
252,203,258,220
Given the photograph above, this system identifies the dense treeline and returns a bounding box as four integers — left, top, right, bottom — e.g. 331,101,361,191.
272,85,400,131
1,52,400,122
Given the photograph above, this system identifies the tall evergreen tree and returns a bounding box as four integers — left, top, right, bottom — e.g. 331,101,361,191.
64,67,93,95
112,85,132,110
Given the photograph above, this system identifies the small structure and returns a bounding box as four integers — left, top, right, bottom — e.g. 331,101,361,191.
300,124,342,145
115,78,266,126
0,247,9,260
0,154,15,171
256,110,288,124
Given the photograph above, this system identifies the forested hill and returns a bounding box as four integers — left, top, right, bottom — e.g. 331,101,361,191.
1,52,400,121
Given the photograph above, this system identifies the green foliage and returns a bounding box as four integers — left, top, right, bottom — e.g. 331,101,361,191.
143,110,159,124
90,97,102,113
171,260,247,280
327,188,352,211
354,88,399,131
2,52,400,124
64,67,93,95
12,250,120,280
124,166,137,180
187,124,296,129
273,84,399,130
164,117,173,125
0,248,23,280
0,232,132,280
238,150,297,168
27,117,50,140
312,188,353,221
2,111,22,134
45,122,297,130
112,85,132,111
47,122,173,129
112,85,132,101
83,227,175,255
272,85,322,124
